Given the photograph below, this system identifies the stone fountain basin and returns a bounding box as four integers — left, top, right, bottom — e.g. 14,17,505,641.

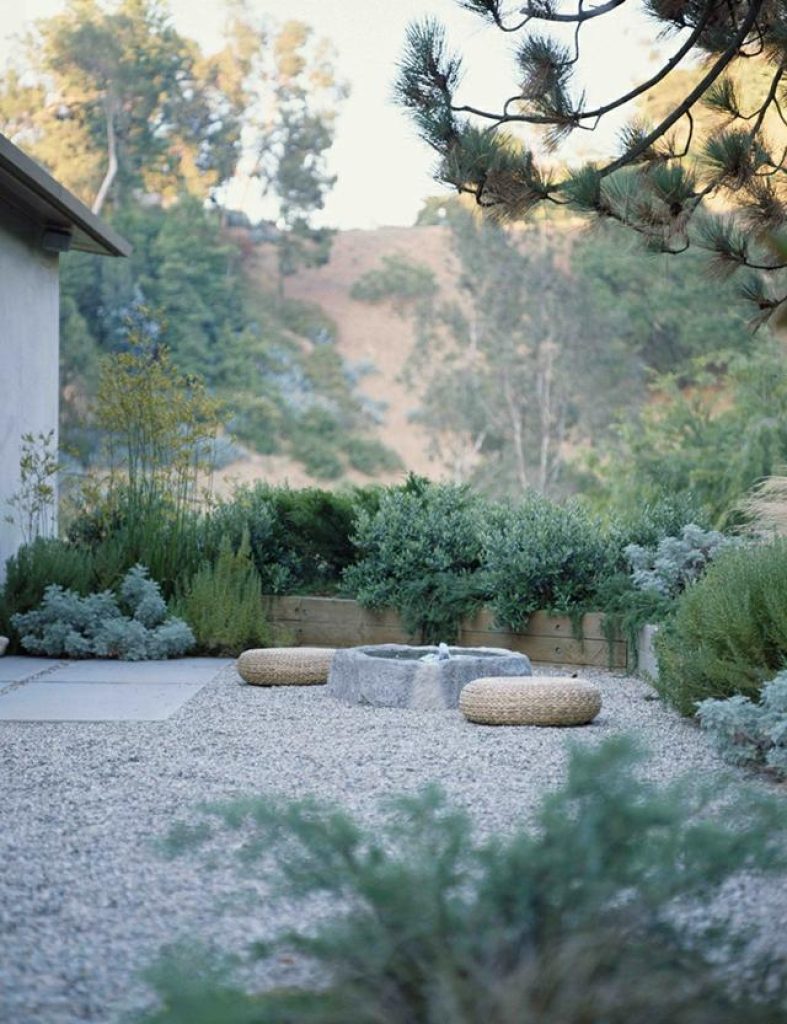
327,644,532,710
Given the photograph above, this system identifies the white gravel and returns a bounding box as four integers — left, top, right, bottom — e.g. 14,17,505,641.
0,663,783,1023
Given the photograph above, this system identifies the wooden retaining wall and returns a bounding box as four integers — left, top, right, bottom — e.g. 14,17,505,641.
263,596,627,668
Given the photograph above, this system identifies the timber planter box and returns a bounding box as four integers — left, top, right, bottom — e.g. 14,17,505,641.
262,596,627,669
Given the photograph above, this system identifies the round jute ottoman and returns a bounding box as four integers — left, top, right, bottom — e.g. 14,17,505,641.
459,676,602,726
237,647,335,686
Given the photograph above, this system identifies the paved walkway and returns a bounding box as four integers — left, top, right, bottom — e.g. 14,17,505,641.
0,656,232,721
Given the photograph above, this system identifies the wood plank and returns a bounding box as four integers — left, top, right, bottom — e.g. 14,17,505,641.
263,595,302,621
462,608,607,639
291,622,414,647
297,597,404,629
262,595,626,667
457,631,626,668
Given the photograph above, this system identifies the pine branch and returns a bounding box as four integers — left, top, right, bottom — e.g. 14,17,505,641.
598,0,766,179
518,0,627,24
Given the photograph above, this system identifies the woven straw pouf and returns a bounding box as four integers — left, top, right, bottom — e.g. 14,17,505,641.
237,647,335,686
459,675,602,726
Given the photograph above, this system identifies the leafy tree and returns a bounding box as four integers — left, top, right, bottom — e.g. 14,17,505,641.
0,0,244,213
573,221,756,376
396,2,787,324
587,341,787,524
2,3,380,479
354,215,590,494
241,19,348,291
354,212,754,497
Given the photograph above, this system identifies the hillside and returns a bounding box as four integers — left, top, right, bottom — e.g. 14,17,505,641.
217,225,457,492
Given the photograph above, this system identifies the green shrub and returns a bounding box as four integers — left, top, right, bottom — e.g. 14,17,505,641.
608,494,713,549
68,486,209,599
144,739,787,1024
483,494,615,630
343,436,403,475
210,484,380,595
698,672,787,778
626,523,735,597
291,433,344,480
655,540,787,714
11,565,194,660
172,532,270,656
343,479,488,641
596,519,732,669
0,538,97,649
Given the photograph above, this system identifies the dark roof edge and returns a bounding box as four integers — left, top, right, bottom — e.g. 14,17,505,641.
0,134,132,257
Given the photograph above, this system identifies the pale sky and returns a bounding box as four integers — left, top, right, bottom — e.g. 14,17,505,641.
0,0,667,229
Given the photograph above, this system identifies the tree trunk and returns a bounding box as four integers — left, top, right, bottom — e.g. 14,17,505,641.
503,377,527,492
536,341,557,495
92,94,118,216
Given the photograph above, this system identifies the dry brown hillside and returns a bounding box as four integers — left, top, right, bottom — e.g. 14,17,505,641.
217,225,457,492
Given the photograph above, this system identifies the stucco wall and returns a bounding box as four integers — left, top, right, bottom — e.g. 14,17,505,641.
0,210,59,580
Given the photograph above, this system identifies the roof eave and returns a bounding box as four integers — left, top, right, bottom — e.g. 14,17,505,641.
0,134,132,258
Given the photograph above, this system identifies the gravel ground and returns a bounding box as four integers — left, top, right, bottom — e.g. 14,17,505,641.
0,663,784,1023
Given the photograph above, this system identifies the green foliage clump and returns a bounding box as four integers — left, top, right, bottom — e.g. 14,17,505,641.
144,739,787,1024
210,484,381,595
607,493,713,549
343,436,403,476
483,494,614,630
343,477,487,642
11,565,194,660
289,424,344,480
655,540,787,715
589,344,787,526
350,252,436,313
595,506,727,669
0,538,97,651
698,673,787,778
68,488,208,600
172,533,270,656
626,523,734,597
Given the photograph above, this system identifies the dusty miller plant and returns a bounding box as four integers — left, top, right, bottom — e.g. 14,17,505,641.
11,564,194,660
698,672,787,777
625,523,734,597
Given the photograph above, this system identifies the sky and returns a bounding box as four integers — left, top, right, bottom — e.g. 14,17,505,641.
0,0,666,230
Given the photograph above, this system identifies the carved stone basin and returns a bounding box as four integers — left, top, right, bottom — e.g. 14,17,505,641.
327,643,532,710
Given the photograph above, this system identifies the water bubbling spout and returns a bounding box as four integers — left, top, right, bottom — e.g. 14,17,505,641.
419,642,452,663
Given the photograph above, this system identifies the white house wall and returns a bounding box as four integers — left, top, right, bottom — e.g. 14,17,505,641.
0,210,59,580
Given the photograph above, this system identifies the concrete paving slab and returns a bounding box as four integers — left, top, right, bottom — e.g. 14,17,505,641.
0,681,207,721
0,657,63,683
44,658,232,684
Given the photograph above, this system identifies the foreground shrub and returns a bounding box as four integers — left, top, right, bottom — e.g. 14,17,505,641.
12,565,194,660
142,739,787,1024
698,673,787,778
484,494,615,630
343,477,487,642
172,532,271,656
655,540,787,714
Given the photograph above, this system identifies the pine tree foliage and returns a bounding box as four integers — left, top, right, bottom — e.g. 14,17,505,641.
396,1,787,324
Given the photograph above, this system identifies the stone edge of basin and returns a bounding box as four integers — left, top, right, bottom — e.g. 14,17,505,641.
327,644,532,710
